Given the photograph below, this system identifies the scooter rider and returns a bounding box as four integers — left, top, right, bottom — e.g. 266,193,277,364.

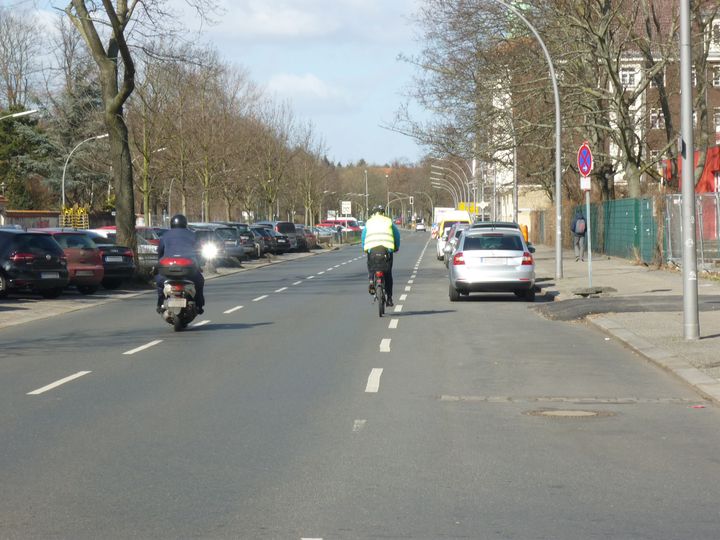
155,214,205,314
362,205,400,306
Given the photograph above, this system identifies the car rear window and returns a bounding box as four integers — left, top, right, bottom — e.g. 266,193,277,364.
276,222,296,234
12,234,65,255
214,228,238,241
54,233,96,249
463,234,524,251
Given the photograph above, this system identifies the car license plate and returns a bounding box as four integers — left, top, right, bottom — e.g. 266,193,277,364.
41,272,60,279
167,297,186,308
481,258,506,265
105,256,123,262
76,270,95,276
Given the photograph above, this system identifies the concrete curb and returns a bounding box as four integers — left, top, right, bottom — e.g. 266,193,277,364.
588,315,720,405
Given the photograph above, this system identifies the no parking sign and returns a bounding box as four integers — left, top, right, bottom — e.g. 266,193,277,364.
577,142,593,191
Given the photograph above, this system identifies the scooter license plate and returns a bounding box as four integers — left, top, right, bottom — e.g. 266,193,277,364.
167,297,187,308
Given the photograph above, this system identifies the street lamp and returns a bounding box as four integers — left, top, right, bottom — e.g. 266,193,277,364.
0,109,38,121
430,166,468,204
61,133,109,209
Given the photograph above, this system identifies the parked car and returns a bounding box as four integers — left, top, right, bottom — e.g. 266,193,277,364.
255,221,299,251
31,229,104,294
189,223,244,263
216,222,257,258
436,226,454,260
448,227,536,302
250,226,273,257
415,222,427,232
265,229,291,253
136,226,168,246
301,226,318,249
85,230,136,289
312,226,335,244
293,224,310,252
443,223,470,268
0,229,69,298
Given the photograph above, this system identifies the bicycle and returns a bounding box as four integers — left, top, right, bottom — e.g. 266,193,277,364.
373,270,386,317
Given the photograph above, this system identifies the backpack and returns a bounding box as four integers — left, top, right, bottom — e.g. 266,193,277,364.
574,217,586,234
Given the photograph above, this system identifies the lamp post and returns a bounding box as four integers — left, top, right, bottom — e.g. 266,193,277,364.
431,180,459,207
0,109,38,121
61,133,109,210
431,164,468,204
364,169,369,221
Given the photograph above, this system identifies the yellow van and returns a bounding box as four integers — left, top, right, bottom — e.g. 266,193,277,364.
435,211,472,259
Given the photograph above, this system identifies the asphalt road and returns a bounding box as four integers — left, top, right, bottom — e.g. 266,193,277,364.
2,232,720,539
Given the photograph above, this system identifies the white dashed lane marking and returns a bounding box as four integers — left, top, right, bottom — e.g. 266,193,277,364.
224,305,243,314
252,295,268,302
274,287,287,293
405,286,411,292
191,320,210,327
123,340,163,355
293,281,303,285
380,338,391,352
317,271,325,275
389,319,399,329
307,276,315,280
394,305,403,313
352,420,367,432
365,369,383,393
408,280,414,284
399,294,407,301
27,371,92,395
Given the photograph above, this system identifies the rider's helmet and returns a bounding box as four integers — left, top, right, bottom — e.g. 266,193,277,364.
170,214,188,229
370,205,386,216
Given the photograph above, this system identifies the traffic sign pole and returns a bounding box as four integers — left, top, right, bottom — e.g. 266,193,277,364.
577,142,594,288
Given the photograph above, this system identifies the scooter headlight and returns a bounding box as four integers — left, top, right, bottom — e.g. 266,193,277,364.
201,242,218,260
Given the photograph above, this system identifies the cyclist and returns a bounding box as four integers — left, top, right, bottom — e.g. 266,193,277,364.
155,214,205,314
361,205,400,306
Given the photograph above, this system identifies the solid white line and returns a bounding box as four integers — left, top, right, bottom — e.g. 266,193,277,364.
252,295,268,302
394,305,403,313
365,368,383,393
307,275,315,280
380,338,391,352
27,371,91,395
192,320,210,327
224,305,243,314
389,319,399,329
399,294,407,301
405,286,411,292
274,287,287,293
123,340,163,355
293,280,303,285
352,419,367,432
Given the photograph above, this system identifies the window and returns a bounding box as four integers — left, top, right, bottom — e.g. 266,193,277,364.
692,66,697,87
649,150,660,163
650,108,665,129
620,67,637,88
463,234,523,251
715,108,720,132
713,66,720,87
713,23,720,46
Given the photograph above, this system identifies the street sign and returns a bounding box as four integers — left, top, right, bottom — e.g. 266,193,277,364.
341,201,352,215
577,141,593,177
580,176,591,191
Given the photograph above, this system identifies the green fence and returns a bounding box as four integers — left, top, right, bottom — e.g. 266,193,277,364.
571,198,658,264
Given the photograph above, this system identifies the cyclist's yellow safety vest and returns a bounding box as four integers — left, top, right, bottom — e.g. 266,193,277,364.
363,215,395,251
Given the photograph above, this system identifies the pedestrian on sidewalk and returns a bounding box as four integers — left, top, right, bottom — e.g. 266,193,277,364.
571,209,587,262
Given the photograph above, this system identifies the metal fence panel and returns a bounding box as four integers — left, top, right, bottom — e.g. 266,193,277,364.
665,193,720,270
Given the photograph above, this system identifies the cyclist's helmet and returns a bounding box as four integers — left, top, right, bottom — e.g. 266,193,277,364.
371,205,386,216
170,214,188,229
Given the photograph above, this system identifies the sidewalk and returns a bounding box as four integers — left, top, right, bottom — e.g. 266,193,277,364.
533,244,720,403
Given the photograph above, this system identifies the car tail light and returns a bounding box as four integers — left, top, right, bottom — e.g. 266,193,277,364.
148,239,160,246
10,252,35,263
452,252,465,265
522,252,534,265
123,249,135,258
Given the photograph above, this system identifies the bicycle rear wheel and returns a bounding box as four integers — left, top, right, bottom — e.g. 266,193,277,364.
376,284,385,317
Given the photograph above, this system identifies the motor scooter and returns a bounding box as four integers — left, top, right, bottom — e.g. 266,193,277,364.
157,256,199,331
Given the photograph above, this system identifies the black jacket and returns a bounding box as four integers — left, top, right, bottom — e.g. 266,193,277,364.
158,228,198,258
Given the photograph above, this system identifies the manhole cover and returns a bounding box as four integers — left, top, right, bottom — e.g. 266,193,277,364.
526,409,616,419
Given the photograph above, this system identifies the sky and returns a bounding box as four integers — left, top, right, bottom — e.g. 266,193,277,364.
16,0,427,167
178,0,426,166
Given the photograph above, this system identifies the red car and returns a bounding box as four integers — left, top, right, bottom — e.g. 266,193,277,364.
30,229,104,294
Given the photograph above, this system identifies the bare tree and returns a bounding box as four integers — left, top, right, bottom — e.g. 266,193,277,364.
0,7,42,109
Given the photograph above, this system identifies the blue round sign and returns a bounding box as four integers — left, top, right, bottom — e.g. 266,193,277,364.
577,142,593,177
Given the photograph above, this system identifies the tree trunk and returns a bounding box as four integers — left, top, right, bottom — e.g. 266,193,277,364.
106,109,136,250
